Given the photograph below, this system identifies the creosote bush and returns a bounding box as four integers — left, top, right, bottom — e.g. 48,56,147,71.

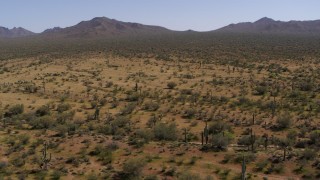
154,123,177,141
167,81,177,89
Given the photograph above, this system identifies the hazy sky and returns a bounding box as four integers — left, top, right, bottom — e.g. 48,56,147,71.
1,0,319,33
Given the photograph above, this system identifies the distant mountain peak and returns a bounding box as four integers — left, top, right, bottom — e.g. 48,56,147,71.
0,26,35,38
255,17,275,23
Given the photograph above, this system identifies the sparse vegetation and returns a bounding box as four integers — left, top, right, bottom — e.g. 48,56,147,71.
0,26,319,179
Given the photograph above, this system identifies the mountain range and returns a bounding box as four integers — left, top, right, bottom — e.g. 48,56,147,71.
216,17,320,34
41,17,170,38
1,17,320,38
0,27,35,38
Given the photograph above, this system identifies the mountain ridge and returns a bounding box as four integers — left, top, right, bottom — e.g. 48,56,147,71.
40,17,172,38
0,26,35,38
216,17,320,34
1,17,320,38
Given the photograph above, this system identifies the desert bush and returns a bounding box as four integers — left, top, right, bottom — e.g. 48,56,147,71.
237,135,252,150
50,170,62,180
36,105,51,116
299,81,313,91
182,108,196,119
253,85,268,96
180,89,193,95
300,148,317,161
120,103,136,115
57,110,75,124
275,113,292,130
105,81,113,88
30,115,55,130
10,155,25,167
129,129,154,147
254,160,269,172
211,133,231,151
55,124,68,137
0,161,8,172
122,158,146,178
97,124,112,135
4,104,24,117
309,130,320,146
154,123,177,141
265,163,284,174
89,145,113,165
57,103,71,113
287,130,298,141
113,116,130,128
143,101,160,111
167,82,177,89
209,121,232,134
125,92,140,102
17,134,30,145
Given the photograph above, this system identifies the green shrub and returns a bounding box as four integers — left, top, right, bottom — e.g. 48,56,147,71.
5,104,24,117
36,105,51,116
275,113,292,130
211,133,231,151
143,101,160,111
57,103,71,113
154,123,177,141
122,158,146,178
89,145,113,165
300,148,317,161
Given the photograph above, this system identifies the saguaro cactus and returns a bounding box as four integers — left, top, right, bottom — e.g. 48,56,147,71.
201,132,204,146
204,121,209,144
184,128,188,143
249,128,256,152
94,107,100,120
241,155,246,180
40,142,51,170
263,134,269,151
135,82,138,92
252,113,255,125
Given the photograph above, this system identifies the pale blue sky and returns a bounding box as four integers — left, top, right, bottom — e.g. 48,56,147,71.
1,0,319,32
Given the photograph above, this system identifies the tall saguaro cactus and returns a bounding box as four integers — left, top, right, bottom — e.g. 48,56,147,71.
249,128,256,152
201,132,204,146
184,128,188,143
204,121,209,145
241,155,246,180
40,142,51,170
252,113,255,125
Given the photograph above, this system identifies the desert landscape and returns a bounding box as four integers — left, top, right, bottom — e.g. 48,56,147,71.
1,2,320,179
